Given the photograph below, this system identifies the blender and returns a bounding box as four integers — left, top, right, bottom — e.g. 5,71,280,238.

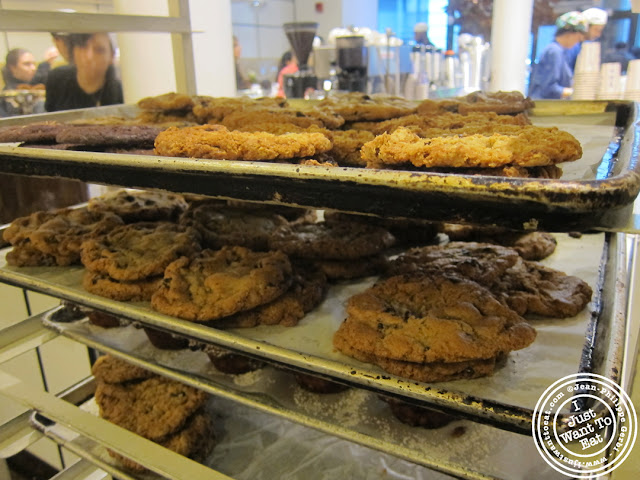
283,22,319,98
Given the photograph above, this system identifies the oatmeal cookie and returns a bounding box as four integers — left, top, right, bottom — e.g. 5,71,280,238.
268,220,395,260
88,189,188,223
108,411,214,473
337,273,536,364
387,242,520,285
490,258,593,318
137,92,195,112
361,126,583,169
318,92,417,121
3,208,124,266
82,271,163,301
221,107,344,130
333,334,500,382
154,124,332,161
80,222,201,281
95,376,208,441
150,246,292,322
215,262,327,327
456,90,535,115
351,111,531,136
91,354,155,384
328,129,374,167
179,203,288,251
191,95,287,123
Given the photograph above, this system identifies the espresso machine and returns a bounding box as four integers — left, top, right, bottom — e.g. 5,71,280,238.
335,35,368,92
283,22,318,98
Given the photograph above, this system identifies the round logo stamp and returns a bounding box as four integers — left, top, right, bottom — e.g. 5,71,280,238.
532,373,637,477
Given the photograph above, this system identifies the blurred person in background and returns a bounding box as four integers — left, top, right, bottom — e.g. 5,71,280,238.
1,48,37,90
413,22,434,49
276,50,298,98
234,35,251,90
0,48,42,117
529,11,587,99
31,46,61,86
45,32,123,111
565,7,608,72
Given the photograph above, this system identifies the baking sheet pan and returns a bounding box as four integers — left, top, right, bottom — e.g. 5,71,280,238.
28,376,562,480
0,232,628,436
0,101,639,232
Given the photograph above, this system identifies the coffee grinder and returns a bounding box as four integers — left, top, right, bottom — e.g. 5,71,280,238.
335,35,368,92
283,22,318,98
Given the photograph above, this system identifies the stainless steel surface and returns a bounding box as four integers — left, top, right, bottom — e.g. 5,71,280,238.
0,374,231,479
0,102,639,232
23,345,558,480
0,316,59,364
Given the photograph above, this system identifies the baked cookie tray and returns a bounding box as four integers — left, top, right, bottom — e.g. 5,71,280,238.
0,230,630,438
25,375,559,480
0,100,639,233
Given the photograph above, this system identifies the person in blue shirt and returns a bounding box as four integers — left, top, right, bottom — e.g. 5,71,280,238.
529,12,587,99
565,7,608,72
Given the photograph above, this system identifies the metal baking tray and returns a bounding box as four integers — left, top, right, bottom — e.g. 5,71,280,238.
0,231,631,438
23,349,560,480
0,100,639,232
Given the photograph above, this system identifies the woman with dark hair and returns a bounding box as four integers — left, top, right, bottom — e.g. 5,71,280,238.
529,11,587,99
45,33,123,111
1,48,40,117
2,48,37,89
276,50,298,98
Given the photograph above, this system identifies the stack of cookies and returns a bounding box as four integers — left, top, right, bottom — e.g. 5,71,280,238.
92,354,214,473
333,272,537,382
2,207,124,267
333,241,593,383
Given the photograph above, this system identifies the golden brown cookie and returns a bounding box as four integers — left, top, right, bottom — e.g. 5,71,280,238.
214,262,327,328
88,189,188,223
108,411,215,473
154,124,332,161
3,208,124,266
150,246,292,322
137,92,195,112
91,354,155,384
318,92,417,121
95,376,208,441
333,334,500,382
82,270,163,301
337,273,536,364
80,222,201,282
361,126,582,169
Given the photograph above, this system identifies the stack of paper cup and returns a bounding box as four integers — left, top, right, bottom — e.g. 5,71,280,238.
573,42,601,100
624,59,640,101
597,62,622,99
